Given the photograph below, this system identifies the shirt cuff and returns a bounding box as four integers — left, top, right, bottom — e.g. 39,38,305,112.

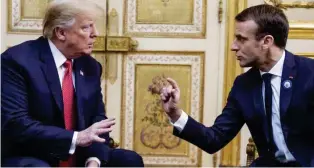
169,110,188,133
69,131,77,154
85,157,101,167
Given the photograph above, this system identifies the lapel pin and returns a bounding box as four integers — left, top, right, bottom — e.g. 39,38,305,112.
80,70,84,76
283,80,292,89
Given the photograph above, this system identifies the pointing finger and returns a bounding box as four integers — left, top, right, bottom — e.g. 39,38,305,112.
167,78,179,90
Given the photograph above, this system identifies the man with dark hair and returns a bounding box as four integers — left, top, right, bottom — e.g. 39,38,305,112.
158,4,314,167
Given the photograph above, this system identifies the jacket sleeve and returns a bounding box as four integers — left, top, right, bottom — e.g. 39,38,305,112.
1,53,73,160
174,76,245,154
84,62,111,164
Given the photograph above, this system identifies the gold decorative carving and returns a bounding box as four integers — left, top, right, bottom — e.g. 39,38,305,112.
264,0,314,39
246,137,258,166
130,39,139,50
213,153,218,167
219,0,246,167
108,8,119,36
106,8,119,84
21,0,49,19
140,94,181,150
124,0,207,38
121,51,204,166
298,53,314,59
136,0,194,24
218,0,223,23
106,36,131,51
264,0,314,9
93,36,106,51
288,21,314,39
134,65,191,156
8,0,48,33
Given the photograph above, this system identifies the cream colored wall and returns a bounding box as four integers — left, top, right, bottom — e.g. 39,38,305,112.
240,0,314,166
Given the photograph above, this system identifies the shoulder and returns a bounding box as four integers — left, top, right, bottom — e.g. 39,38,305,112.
233,67,259,86
294,54,314,70
1,37,43,62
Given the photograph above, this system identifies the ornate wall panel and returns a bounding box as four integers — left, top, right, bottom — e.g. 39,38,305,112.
121,51,204,166
264,0,314,39
123,0,206,38
8,0,106,36
8,0,50,33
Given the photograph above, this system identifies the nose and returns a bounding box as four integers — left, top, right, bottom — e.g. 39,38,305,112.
91,25,99,37
231,39,239,51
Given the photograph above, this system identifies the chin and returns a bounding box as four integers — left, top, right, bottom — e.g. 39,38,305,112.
239,62,250,68
83,49,93,55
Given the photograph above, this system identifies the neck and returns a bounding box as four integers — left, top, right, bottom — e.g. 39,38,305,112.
50,38,73,59
258,48,284,72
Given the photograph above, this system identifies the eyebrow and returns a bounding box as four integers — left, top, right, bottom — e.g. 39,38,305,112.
235,34,248,40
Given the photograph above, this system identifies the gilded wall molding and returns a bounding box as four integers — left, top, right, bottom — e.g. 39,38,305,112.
264,0,314,39
8,0,48,33
121,51,204,166
219,0,247,167
264,0,314,9
298,53,314,58
123,0,207,38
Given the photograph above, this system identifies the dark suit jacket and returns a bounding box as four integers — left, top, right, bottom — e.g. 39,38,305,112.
174,51,314,166
1,37,111,166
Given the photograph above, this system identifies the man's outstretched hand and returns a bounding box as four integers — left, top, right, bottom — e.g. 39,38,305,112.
76,118,115,147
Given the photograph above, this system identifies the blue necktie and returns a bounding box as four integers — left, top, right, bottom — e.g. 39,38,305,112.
262,73,277,154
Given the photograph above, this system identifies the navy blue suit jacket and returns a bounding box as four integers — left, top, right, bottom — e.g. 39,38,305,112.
174,51,314,166
1,37,111,166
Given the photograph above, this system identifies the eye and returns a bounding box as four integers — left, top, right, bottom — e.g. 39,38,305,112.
82,24,92,31
237,36,246,43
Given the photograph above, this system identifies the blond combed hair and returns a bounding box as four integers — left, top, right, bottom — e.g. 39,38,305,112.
42,0,103,39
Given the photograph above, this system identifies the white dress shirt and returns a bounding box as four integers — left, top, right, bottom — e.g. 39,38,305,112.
171,51,295,162
48,39,100,166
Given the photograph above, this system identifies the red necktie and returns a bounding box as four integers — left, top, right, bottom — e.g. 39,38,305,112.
60,59,76,167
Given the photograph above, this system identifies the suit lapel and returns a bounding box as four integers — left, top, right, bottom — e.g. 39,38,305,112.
73,59,86,130
39,37,63,112
280,50,296,118
251,68,270,142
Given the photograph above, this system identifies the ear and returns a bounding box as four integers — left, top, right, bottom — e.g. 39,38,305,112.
54,27,66,41
261,35,274,50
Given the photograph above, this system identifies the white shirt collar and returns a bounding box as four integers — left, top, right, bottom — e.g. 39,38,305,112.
48,39,68,68
260,50,285,77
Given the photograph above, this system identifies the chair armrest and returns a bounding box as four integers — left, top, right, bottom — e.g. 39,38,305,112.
246,137,257,166
108,137,119,148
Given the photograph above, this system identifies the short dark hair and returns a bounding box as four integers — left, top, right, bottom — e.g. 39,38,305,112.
235,4,289,48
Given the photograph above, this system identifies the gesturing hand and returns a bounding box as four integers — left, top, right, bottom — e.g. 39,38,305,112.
160,78,182,122
76,118,115,147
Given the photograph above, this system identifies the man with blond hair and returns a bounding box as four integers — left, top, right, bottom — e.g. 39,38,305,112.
1,0,143,167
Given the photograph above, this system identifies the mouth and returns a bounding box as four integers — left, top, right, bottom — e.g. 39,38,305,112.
236,56,242,60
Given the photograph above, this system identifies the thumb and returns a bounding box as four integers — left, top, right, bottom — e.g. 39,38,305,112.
171,89,179,103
